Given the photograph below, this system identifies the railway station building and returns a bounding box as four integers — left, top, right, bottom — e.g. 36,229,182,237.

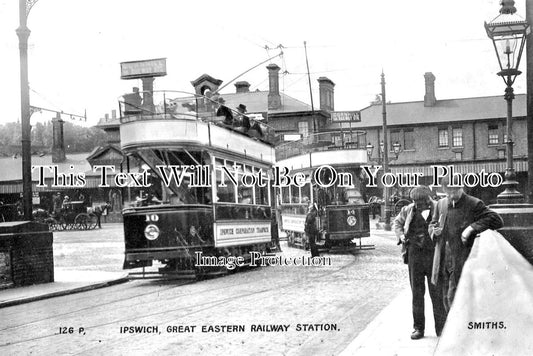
341,73,528,204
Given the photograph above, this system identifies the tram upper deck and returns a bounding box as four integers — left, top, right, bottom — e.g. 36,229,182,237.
275,131,368,170
119,90,276,164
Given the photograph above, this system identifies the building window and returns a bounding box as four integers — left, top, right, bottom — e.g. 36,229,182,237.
498,149,505,159
404,129,414,150
358,134,366,148
390,130,401,150
455,152,462,160
488,124,499,145
452,127,463,147
298,121,308,138
438,128,448,147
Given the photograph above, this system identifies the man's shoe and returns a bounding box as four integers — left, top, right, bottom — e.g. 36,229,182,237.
411,329,424,340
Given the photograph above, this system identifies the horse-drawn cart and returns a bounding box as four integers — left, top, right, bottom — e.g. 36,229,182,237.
34,201,98,231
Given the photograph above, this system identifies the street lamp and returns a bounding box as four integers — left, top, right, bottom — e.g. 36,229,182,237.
366,141,402,162
17,0,39,220
485,0,530,203
366,139,402,230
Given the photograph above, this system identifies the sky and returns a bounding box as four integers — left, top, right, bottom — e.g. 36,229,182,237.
0,0,527,127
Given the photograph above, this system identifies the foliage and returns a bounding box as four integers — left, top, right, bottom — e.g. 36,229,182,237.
0,120,107,155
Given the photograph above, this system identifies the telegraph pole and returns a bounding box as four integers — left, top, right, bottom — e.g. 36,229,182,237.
16,0,38,220
527,0,533,203
381,71,391,231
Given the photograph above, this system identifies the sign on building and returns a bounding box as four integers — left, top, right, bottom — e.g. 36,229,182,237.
120,58,167,79
330,111,361,122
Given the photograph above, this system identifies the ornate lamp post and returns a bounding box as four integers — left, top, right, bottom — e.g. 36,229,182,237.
485,0,530,203
17,0,39,220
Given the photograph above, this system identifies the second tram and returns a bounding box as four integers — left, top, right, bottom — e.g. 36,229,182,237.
276,133,371,251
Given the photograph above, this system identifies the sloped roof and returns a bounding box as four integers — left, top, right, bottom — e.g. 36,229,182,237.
215,90,311,114
351,94,526,128
0,153,92,182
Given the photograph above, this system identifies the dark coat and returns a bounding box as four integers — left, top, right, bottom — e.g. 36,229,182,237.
216,105,234,125
304,211,318,235
431,193,503,283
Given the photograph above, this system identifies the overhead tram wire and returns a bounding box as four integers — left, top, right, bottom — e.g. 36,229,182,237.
212,51,283,96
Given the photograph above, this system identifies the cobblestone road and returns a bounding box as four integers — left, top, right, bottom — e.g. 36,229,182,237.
0,225,408,356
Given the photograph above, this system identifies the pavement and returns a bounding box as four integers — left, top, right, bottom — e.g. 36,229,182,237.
337,218,440,356
0,269,129,309
339,287,440,356
0,218,440,355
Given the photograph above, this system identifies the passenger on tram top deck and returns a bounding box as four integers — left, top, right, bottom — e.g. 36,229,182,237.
235,104,251,132
215,97,234,126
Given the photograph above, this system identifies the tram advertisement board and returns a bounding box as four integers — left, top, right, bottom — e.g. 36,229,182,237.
214,222,271,247
281,214,306,233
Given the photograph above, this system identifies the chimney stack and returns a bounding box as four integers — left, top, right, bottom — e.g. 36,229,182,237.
267,63,281,110
317,77,335,112
235,81,251,93
424,72,436,107
52,112,66,163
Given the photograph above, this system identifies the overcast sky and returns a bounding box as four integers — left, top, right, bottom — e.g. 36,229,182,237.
0,0,527,127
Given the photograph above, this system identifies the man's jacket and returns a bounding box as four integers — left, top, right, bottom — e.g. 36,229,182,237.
393,201,436,246
430,193,503,285
393,201,436,264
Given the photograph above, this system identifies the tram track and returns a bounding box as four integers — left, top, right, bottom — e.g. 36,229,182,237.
0,248,359,349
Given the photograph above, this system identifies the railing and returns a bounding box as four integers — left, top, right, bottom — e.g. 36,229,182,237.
276,130,367,161
117,90,276,144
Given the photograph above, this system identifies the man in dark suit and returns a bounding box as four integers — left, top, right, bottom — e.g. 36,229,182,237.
216,97,233,126
431,176,503,313
305,203,320,258
394,186,446,340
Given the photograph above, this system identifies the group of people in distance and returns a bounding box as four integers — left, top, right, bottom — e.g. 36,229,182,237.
393,176,503,340
215,97,263,139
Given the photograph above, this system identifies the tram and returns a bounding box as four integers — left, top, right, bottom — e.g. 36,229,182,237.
118,90,277,277
276,132,371,251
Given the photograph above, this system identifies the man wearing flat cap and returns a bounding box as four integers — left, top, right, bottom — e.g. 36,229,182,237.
394,186,446,340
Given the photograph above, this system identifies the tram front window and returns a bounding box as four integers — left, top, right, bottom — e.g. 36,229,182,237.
216,160,236,203
131,149,213,207
238,165,254,204
254,167,269,206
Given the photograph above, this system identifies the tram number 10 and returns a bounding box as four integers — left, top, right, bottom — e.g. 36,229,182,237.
145,214,160,222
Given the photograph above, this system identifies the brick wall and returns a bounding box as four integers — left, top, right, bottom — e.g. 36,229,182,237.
0,222,54,287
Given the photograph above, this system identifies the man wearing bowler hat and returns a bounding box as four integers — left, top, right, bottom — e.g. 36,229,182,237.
236,104,251,131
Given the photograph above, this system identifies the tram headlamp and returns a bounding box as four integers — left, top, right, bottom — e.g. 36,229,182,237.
144,224,160,240
347,216,357,226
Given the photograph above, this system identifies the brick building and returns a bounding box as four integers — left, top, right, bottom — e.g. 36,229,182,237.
341,73,527,204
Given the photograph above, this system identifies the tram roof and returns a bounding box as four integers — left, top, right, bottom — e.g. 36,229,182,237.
277,149,367,172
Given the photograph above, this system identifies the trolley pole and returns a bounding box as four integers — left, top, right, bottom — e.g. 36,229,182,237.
381,72,391,231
